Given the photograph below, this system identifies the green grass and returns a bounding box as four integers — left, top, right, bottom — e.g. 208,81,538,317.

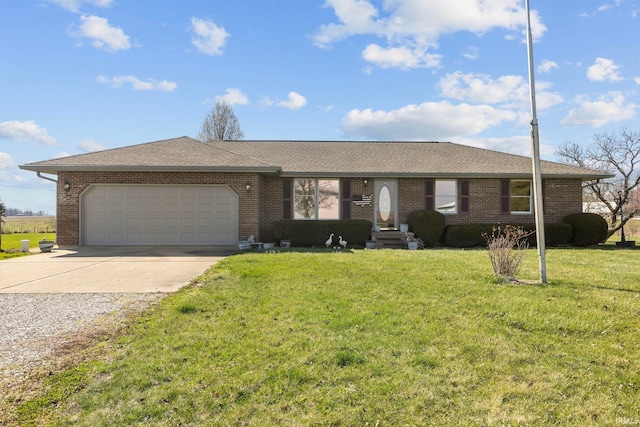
0,233,56,259
8,249,640,426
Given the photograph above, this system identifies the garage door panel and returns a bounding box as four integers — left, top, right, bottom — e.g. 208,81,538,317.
127,201,144,215
82,185,238,246
162,232,179,244
144,217,162,228
126,217,142,228
109,232,126,245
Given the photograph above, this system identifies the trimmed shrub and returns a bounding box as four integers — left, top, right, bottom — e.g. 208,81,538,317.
445,223,574,248
562,213,608,246
520,223,573,247
445,224,494,248
406,210,446,247
273,220,373,247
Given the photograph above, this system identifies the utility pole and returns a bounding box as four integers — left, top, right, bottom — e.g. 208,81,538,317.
525,0,547,283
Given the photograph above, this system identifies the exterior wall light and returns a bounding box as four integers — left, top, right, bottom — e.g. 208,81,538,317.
63,180,71,191
363,178,368,188
245,183,252,191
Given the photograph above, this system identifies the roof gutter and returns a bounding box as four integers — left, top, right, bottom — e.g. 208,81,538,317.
21,165,283,174
36,171,58,184
278,172,614,180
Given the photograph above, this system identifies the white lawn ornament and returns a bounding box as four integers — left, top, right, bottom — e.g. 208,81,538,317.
325,233,334,248
338,236,347,249
248,234,255,243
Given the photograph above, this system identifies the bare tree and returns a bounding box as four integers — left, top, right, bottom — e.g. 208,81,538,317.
556,128,640,238
198,101,245,141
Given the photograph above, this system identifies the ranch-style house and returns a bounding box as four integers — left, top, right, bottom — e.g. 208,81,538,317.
20,136,610,247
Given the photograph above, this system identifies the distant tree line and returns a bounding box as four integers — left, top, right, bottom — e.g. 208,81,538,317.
3,207,48,216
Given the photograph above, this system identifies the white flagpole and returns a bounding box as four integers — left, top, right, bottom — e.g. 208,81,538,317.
525,0,547,283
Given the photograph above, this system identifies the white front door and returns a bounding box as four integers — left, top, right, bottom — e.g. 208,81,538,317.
374,179,398,231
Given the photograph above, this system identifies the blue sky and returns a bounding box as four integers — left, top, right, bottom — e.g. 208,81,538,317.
1,0,639,214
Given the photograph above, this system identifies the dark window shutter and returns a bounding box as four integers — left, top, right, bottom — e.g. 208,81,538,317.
460,180,470,213
282,179,292,220
425,179,435,210
341,179,351,219
500,179,510,213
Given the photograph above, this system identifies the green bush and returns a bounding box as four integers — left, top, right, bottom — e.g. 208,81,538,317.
444,224,494,248
520,223,573,247
445,223,574,248
273,220,373,247
406,210,446,247
562,213,608,246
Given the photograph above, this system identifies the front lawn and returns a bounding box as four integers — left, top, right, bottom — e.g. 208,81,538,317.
10,249,640,426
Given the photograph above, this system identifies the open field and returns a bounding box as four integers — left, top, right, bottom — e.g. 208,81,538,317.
0,217,56,258
1,216,56,234
4,248,639,426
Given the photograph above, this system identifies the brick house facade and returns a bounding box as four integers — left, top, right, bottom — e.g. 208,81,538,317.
21,137,608,247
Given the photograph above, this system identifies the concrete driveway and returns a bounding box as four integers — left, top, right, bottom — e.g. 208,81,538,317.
0,246,234,293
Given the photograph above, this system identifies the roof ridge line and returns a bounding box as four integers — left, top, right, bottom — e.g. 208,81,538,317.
206,141,279,168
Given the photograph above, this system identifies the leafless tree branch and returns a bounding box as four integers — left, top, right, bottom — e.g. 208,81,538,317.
557,128,640,238
198,101,245,141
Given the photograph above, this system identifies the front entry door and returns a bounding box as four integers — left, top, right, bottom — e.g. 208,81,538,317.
374,179,398,230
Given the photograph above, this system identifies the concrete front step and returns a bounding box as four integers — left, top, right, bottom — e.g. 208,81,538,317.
372,231,411,249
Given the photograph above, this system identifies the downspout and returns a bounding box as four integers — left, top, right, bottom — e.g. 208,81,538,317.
36,172,60,246
37,172,58,184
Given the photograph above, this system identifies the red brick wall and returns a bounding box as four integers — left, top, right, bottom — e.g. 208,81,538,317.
56,172,584,246
396,178,583,225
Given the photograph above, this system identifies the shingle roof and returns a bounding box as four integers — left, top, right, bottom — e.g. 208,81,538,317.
20,136,611,179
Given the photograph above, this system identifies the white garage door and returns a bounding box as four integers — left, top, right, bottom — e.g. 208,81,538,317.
81,185,238,246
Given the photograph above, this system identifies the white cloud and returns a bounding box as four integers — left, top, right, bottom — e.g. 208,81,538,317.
215,88,250,105
453,135,556,158
0,120,56,145
362,44,441,69
69,15,131,52
96,75,177,91
274,92,307,110
538,60,558,74
534,86,565,111
314,0,546,69
342,101,517,141
313,0,384,48
77,138,104,152
561,91,636,127
462,46,479,60
49,0,114,13
438,72,563,111
439,72,529,105
0,152,16,170
636,77,640,85
190,17,229,56
598,0,623,13
587,57,622,82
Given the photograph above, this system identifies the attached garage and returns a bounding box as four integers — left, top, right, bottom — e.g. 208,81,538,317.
81,184,238,246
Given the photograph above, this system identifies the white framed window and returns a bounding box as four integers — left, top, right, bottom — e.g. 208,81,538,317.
511,180,532,214
435,180,457,214
293,179,340,219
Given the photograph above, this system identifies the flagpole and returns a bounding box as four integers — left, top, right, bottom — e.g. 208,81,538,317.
525,0,547,283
